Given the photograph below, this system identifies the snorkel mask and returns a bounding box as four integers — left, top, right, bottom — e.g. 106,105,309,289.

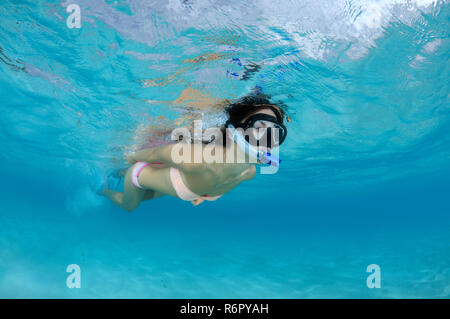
226,120,283,167
224,102,287,166
232,113,287,148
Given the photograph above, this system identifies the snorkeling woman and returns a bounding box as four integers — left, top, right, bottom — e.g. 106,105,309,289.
100,92,288,211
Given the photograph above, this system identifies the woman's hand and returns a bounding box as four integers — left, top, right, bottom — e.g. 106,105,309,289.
191,198,204,206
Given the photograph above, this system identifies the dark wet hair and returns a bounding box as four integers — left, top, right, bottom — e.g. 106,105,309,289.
225,91,286,127
220,91,287,146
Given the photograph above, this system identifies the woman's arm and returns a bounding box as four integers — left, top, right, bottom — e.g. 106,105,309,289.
127,144,174,165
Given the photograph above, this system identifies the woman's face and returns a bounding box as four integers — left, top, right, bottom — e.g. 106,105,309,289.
239,107,280,152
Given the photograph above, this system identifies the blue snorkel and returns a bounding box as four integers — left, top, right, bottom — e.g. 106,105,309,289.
227,123,281,167
261,151,281,167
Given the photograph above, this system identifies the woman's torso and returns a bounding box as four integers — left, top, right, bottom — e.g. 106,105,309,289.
181,162,256,197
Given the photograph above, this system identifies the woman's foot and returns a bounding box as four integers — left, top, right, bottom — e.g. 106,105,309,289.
94,168,124,196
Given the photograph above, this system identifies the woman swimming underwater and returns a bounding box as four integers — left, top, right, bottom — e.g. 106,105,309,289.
99,92,288,211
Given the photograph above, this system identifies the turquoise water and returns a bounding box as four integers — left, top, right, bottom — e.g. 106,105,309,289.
0,0,449,298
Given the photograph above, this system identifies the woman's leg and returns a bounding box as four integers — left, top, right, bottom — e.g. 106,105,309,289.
103,164,173,211
143,190,165,201
137,165,179,197
103,165,147,212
